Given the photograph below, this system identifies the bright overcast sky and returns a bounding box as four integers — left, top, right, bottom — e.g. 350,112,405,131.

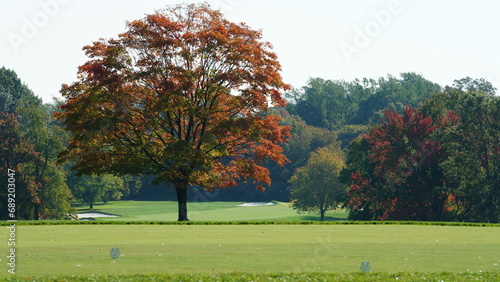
1,0,500,103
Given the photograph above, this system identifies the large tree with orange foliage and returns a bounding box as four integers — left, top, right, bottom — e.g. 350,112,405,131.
55,3,290,221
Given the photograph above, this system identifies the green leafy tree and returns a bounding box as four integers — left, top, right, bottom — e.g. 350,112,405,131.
68,173,124,209
0,68,73,219
356,73,441,125
422,89,499,222
444,77,496,96
287,78,361,129
0,112,40,220
289,147,345,221
264,112,341,201
0,67,41,114
16,104,74,219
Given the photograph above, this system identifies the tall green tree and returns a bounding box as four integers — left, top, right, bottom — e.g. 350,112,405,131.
288,78,355,129
0,68,73,219
16,104,74,219
0,67,41,114
289,147,345,221
422,89,499,222
0,112,40,220
67,173,124,209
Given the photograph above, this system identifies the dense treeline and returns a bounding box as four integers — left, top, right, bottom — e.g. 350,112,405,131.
261,73,442,201
342,90,499,223
1,67,498,222
0,67,73,219
0,67,137,219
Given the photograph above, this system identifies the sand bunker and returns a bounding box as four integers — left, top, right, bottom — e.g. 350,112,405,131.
237,202,275,207
77,212,119,219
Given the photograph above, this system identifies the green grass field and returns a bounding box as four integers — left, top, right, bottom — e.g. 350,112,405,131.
75,201,348,222
3,224,500,278
1,201,499,281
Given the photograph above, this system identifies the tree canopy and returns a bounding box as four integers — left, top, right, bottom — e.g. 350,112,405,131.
55,3,290,221
0,67,41,114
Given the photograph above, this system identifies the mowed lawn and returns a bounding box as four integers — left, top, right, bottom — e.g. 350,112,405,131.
76,201,349,222
2,224,499,277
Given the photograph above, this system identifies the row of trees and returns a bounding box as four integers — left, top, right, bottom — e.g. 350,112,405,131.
3,65,497,222
341,89,499,223
259,72,446,203
0,67,73,219
1,3,497,222
287,78,498,223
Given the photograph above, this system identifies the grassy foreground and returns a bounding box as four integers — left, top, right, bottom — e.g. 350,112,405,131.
1,224,499,279
2,272,499,281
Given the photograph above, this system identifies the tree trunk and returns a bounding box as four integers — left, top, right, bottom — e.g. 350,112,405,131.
35,203,41,220
175,186,189,221
320,209,325,221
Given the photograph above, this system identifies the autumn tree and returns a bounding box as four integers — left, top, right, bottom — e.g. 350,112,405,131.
345,106,457,221
289,147,345,221
339,137,376,220
55,3,289,221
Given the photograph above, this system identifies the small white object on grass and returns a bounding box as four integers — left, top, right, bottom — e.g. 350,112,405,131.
237,202,275,207
76,212,119,219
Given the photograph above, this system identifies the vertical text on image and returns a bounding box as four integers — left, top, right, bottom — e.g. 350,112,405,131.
6,168,16,275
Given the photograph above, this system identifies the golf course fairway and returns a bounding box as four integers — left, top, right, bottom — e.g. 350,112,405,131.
2,224,498,278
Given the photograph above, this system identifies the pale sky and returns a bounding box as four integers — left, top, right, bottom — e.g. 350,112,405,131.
1,0,499,103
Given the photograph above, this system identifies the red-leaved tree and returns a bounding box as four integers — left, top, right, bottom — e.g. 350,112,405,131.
55,3,290,221
346,106,457,220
